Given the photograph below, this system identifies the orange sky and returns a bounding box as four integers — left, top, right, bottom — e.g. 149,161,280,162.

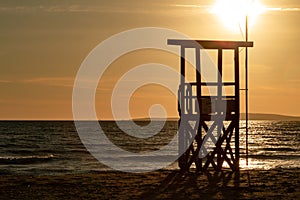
0,0,300,120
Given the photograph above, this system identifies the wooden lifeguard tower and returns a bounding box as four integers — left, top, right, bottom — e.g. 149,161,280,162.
168,40,253,172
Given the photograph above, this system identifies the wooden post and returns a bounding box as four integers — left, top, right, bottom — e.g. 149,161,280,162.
234,47,240,171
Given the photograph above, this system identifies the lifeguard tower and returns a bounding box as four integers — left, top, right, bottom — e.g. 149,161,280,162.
168,40,253,172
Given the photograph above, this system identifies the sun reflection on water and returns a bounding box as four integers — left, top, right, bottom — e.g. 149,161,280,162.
188,120,300,171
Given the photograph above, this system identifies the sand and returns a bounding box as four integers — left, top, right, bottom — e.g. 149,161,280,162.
0,169,299,199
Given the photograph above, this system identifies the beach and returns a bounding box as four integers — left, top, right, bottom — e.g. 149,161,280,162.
1,168,299,199
0,121,299,199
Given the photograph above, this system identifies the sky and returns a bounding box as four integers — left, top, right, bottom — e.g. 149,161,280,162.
0,0,300,120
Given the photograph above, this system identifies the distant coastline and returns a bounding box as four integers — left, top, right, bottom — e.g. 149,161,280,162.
240,113,300,121
135,113,300,121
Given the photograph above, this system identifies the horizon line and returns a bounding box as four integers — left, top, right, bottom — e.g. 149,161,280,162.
1,113,300,121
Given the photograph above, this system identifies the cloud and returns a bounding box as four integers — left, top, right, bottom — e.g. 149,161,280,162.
0,2,218,16
171,3,300,13
0,80,13,83
287,79,300,83
266,7,300,12
0,5,105,13
0,4,172,15
22,77,74,87
171,4,210,9
1,2,300,15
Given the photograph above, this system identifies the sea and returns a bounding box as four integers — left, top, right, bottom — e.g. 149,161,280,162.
0,120,299,175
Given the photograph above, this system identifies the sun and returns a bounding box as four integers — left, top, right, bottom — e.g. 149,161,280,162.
212,0,265,32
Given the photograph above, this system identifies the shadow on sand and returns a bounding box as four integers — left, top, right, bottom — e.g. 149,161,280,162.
140,170,251,199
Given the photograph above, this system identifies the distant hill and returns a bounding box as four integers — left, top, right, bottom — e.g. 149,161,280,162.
133,117,178,121
134,114,300,121
240,113,300,121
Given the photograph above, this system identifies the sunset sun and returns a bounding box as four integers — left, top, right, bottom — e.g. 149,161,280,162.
212,0,265,31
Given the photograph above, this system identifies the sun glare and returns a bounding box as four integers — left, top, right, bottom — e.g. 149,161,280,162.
212,0,265,32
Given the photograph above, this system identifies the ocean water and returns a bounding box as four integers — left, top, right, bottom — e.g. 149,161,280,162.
0,120,299,175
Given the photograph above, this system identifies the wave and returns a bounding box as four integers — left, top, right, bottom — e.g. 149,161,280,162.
261,147,297,152
0,154,55,165
247,154,299,160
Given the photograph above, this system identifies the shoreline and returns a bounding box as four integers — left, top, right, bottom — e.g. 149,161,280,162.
1,168,299,199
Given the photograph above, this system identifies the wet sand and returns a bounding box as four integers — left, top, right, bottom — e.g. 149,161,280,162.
0,169,299,199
